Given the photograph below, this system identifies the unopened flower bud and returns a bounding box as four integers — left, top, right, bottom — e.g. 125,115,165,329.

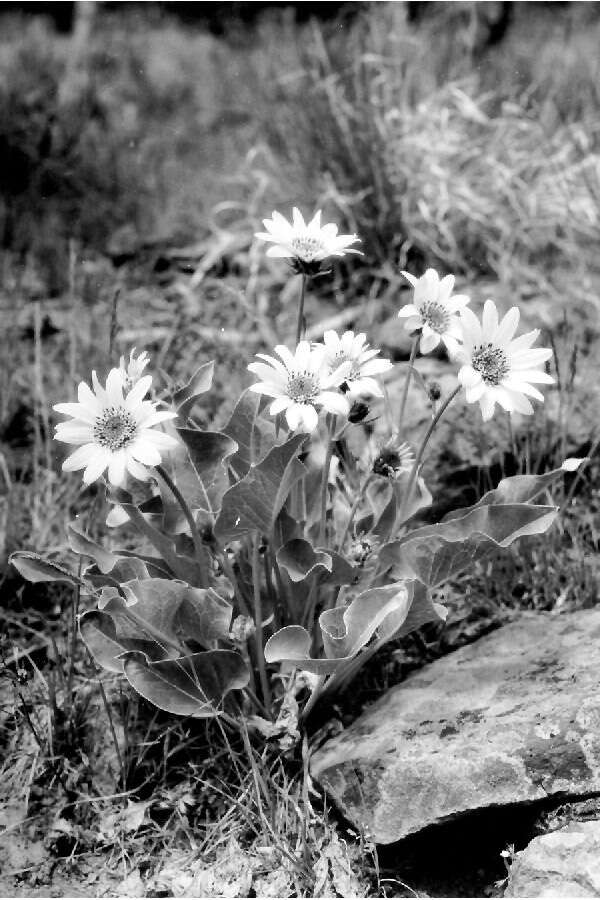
230,615,256,644
372,440,415,480
348,400,369,423
428,381,442,402
348,538,374,567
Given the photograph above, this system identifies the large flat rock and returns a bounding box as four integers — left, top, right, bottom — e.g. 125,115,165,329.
311,610,600,844
505,820,600,897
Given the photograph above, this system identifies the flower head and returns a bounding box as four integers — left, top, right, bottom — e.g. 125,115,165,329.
456,299,554,421
255,208,362,275
248,341,351,432
399,268,470,355
321,330,393,399
118,347,150,392
54,368,178,486
372,435,415,480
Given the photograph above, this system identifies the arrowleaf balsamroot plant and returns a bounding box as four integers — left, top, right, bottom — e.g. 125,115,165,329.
11,206,579,741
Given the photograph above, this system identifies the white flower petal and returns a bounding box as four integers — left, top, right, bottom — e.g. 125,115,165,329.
317,391,350,417
285,403,303,431
481,300,499,339
53,402,96,424
129,440,162,467
248,382,284,399
269,396,291,416
479,392,496,421
55,424,94,444
266,245,294,258
108,451,127,486
420,331,440,354
398,304,418,318
298,404,319,432
142,430,179,450
126,457,150,481
83,449,111,484
495,307,520,345
458,366,482,388
62,443,98,471
126,375,153,407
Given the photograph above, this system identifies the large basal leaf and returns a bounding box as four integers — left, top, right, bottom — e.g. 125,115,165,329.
108,486,205,587
80,610,169,673
443,460,585,521
277,539,332,582
173,361,214,419
176,428,237,517
371,475,433,539
85,555,166,592
320,583,412,659
221,389,277,479
68,523,118,574
98,578,188,657
380,502,558,588
264,582,415,673
215,434,307,544
264,626,345,675
175,586,233,647
121,649,249,717
377,580,447,643
10,551,83,587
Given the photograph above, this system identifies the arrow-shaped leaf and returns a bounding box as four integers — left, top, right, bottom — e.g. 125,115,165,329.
173,361,214,419
176,428,237,517
10,551,83,587
380,502,557,588
215,434,307,543
121,649,249,717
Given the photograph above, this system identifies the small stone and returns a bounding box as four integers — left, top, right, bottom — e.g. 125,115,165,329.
505,820,600,897
311,610,600,844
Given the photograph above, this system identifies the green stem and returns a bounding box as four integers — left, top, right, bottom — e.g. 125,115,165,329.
337,472,374,552
295,273,307,345
155,464,208,586
216,544,251,618
398,334,419,435
319,415,336,546
397,385,461,531
252,536,272,714
300,673,326,722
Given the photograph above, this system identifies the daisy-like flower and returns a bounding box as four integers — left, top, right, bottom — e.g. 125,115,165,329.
255,208,362,274
248,341,351,432
399,268,470,355
118,347,150,391
456,299,554,421
321,330,393,399
372,436,415,480
53,368,178,486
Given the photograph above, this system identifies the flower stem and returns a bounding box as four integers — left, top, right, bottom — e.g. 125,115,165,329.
398,335,419,435
252,535,272,714
295,273,307,345
300,673,326,722
154,464,208,586
319,415,336,545
396,385,462,531
337,472,374,552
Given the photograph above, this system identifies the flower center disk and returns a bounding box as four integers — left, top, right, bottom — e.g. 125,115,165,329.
287,372,319,403
421,301,450,333
94,407,138,450
290,235,325,262
472,344,510,385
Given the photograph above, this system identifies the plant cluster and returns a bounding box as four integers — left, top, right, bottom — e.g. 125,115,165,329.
11,207,580,740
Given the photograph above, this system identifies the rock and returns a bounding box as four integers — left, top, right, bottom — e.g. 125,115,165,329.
311,609,600,844
505,820,600,897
